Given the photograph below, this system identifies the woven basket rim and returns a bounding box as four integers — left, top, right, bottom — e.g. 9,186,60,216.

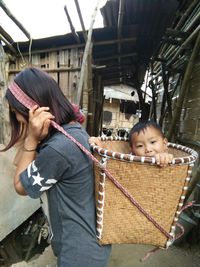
90,136,198,165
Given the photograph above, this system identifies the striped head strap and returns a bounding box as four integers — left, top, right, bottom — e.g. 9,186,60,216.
8,81,38,110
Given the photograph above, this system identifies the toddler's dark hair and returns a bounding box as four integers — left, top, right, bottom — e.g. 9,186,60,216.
129,120,164,145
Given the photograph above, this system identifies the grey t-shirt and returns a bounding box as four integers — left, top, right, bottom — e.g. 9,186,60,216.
20,123,111,267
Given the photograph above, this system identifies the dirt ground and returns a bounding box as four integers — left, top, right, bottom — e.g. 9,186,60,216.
11,243,200,267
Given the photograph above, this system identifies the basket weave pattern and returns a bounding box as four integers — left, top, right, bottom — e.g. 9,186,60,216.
92,138,198,248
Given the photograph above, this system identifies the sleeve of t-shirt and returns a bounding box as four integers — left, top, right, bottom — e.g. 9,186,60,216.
20,145,69,199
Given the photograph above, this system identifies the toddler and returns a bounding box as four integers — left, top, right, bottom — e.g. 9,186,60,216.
129,120,173,167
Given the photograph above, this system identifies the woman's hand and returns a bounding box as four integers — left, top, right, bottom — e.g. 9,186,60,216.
26,105,54,145
155,152,174,167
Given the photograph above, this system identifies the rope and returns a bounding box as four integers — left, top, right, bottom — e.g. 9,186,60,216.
8,81,172,240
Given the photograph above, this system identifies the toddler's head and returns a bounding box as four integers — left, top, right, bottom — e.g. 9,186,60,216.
129,121,168,157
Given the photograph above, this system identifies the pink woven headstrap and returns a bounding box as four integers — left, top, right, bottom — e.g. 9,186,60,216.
9,81,38,109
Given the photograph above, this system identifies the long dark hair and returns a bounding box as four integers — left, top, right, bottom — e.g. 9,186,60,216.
3,67,76,151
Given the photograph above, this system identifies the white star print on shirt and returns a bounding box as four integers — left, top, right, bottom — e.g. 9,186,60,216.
46,179,57,184
32,173,44,186
32,161,38,172
27,161,38,178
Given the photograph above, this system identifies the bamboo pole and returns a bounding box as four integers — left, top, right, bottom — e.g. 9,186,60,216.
87,45,94,135
0,0,31,40
167,24,200,67
153,2,200,75
74,0,87,42
82,53,89,129
64,5,80,43
152,24,200,81
175,0,199,30
117,0,125,37
0,34,17,54
0,25,14,44
76,0,103,105
167,32,200,140
117,0,125,53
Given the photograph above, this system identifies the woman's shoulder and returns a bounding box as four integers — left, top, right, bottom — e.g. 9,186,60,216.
44,122,89,152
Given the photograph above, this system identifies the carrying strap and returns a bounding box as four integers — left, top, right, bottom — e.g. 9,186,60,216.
8,81,172,241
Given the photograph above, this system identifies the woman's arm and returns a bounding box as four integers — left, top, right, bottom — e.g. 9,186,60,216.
14,136,38,195
14,106,54,195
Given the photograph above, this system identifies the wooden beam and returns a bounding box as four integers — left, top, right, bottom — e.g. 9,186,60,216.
64,5,80,43
14,37,137,56
8,67,82,74
97,66,132,74
95,52,137,62
95,37,136,46
0,0,31,40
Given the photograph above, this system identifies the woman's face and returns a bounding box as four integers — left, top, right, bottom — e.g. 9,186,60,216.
10,107,27,124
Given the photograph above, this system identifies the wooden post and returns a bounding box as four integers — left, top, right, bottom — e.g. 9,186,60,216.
167,32,200,140
0,43,10,144
76,0,103,105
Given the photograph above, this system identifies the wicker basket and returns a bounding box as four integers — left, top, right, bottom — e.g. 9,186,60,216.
90,137,198,248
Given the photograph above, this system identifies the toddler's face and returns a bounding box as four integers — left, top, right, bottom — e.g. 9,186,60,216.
131,126,168,157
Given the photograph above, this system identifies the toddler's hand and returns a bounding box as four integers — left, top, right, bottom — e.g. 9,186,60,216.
89,136,102,146
155,153,173,167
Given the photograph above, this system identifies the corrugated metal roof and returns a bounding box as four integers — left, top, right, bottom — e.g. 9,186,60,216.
2,0,180,87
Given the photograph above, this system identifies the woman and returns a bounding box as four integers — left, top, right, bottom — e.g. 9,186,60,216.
3,67,111,267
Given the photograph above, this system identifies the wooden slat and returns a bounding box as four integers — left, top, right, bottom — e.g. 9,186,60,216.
31,54,40,67
68,49,79,102
49,51,58,81
59,50,69,98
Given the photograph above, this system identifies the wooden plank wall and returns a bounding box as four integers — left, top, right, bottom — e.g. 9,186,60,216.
179,52,200,142
8,48,83,104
